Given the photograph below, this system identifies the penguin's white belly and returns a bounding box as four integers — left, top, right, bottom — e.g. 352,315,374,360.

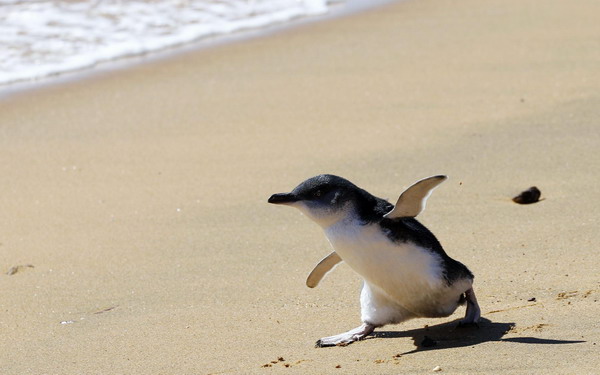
325,222,470,318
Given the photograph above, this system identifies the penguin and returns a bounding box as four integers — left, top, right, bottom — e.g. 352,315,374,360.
268,174,480,347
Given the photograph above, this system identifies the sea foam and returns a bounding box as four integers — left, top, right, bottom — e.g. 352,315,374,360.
0,0,339,86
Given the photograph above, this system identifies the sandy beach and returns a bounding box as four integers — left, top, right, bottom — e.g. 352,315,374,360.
1,0,599,373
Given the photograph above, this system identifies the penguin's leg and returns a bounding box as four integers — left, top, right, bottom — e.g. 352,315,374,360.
315,282,411,347
460,287,481,324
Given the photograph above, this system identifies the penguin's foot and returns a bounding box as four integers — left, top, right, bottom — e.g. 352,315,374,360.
315,323,375,347
459,287,481,325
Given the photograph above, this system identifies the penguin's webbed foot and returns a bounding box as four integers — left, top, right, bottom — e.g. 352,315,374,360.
315,323,375,348
460,287,481,326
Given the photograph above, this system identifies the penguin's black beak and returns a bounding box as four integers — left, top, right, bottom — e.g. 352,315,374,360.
268,193,299,205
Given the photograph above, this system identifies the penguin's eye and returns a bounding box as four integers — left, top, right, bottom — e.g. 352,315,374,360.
313,190,322,198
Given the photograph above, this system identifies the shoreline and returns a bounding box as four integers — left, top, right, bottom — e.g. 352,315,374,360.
0,0,400,101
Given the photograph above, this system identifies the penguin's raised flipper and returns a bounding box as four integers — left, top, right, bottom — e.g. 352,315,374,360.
306,251,343,288
384,175,447,219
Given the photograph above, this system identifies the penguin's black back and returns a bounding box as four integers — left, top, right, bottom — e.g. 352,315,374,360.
379,217,474,285
354,192,474,286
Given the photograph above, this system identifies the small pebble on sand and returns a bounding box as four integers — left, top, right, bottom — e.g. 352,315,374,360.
512,186,541,204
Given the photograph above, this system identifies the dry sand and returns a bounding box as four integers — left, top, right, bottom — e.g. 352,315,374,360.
1,0,599,373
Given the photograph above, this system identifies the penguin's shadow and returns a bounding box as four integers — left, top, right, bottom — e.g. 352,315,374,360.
371,318,584,355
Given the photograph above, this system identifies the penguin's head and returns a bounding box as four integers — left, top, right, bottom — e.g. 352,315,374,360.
268,174,371,227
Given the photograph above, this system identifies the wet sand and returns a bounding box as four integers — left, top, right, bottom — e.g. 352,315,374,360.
1,0,599,373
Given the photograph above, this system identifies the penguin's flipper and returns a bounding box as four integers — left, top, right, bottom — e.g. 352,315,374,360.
384,175,447,219
306,251,343,288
